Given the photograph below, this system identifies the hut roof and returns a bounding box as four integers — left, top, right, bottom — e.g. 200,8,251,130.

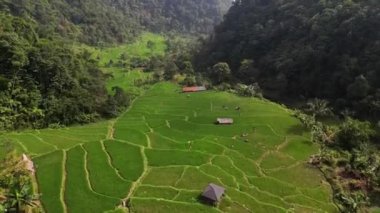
202,183,225,202
216,118,234,124
182,86,207,93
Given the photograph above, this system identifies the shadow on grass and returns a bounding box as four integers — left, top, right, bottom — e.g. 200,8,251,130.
286,124,309,135
196,194,223,207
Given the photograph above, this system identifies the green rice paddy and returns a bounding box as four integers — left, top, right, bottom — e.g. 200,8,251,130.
0,33,338,212
0,82,338,212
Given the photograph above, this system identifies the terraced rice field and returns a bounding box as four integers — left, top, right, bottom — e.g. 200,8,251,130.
1,82,338,212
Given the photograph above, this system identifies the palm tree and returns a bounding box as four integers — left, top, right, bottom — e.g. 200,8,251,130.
5,184,38,213
306,98,333,118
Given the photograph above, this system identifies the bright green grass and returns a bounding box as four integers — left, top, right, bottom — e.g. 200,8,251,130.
74,32,166,66
65,146,119,213
129,198,220,213
134,185,178,200
105,68,152,95
145,149,211,167
83,141,131,198
33,151,64,213
103,140,144,181
114,128,148,147
5,133,55,155
1,81,338,212
175,167,223,190
142,167,184,187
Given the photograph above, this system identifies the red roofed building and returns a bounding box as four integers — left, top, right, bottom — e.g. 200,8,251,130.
182,86,207,93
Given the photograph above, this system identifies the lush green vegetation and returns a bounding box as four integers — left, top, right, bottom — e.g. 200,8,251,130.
1,1,378,212
0,14,129,130
193,2,380,210
0,0,230,44
195,0,380,121
0,81,338,212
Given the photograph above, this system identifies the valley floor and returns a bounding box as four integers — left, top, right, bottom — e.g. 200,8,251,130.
1,82,338,213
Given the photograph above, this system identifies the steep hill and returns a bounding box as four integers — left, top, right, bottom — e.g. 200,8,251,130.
195,0,380,120
0,0,231,44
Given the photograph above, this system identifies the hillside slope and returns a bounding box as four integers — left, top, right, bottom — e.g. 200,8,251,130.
195,0,380,120
0,0,231,44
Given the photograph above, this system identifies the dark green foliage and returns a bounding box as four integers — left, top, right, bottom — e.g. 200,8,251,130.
196,0,380,120
0,14,126,130
336,118,375,150
211,62,231,84
0,0,231,44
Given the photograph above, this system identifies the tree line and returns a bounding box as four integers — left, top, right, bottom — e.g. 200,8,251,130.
0,14,129,130
0,0,231,45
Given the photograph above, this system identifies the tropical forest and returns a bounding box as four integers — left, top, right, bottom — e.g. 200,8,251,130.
0,0,379,212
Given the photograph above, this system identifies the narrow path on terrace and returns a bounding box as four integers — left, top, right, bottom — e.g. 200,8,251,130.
61,150,68,213
81,145,120,199
100,140,128,181
123,110,335,212
107,120,116,140
123,145,149,208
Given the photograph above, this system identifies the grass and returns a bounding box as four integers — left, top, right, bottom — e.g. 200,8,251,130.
83,141,132,198
33,151,65,213
145,149,211,167
0,32,338,212
65,146,119,213
134,185,178,200
129,198,220,213
142,167,184,187
103,140,144,181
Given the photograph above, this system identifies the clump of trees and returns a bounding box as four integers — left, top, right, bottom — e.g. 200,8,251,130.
294,110,379,211
0,151,40,212
0,14,128,130
0,0,231,45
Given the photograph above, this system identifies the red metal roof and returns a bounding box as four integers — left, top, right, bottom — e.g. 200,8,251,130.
182,86,206,93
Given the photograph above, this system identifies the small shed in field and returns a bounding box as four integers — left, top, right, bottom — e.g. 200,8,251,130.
201,183,225,204
182,86,207,93
216,118,234,125
22,154,35,174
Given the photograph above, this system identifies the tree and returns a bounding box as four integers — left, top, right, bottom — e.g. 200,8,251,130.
347,75,370,100
0,152,39,213
335,118,375,150
211,62,231,84
236,83,262,98
4,183,38,213
164,61,178,80
182,61,194,74
305,99,333,118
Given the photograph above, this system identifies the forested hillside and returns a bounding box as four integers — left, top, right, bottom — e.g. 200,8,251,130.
0,0,231,130
195,0,380,120
0,14,129,130
0,0,231,44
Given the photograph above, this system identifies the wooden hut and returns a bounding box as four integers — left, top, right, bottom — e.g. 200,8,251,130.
201,183,225,204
